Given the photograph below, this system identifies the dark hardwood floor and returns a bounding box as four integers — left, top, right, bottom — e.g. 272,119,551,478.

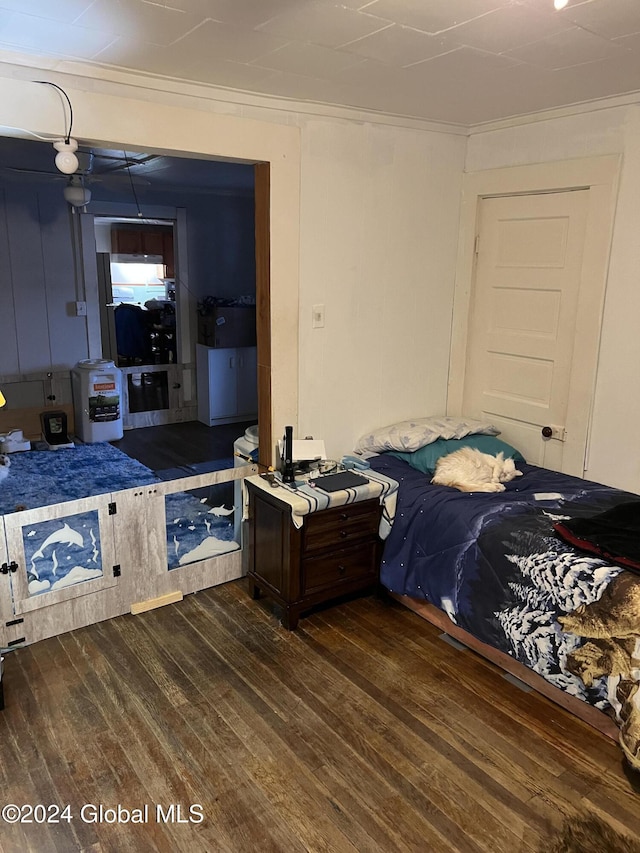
111,420,256,472
1,583,638,853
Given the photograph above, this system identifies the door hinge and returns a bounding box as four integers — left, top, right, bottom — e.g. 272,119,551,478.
113,565,121,578
5,618,24,628
108,502,117,515
0,561,18,575
474,234,480,255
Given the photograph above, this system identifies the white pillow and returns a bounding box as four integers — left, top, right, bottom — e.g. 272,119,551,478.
355,415,500,454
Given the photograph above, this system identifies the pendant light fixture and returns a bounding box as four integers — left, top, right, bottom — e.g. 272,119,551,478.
63,175,92,211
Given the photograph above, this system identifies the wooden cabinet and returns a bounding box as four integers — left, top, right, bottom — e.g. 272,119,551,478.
162,234,175,278
111,226,174,276
246,483,381,629
196,344,257,426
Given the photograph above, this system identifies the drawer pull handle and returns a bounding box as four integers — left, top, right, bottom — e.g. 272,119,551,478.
339,530,349,538
337,565,346,575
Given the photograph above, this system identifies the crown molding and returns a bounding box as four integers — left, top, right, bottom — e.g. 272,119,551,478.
0,51,469,137
3,48,639,139
468,89,640,135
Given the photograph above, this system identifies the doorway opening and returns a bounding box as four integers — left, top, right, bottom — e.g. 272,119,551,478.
95,217,177,371
87,155,267,488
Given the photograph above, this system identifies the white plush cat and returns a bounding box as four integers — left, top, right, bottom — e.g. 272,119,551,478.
0,454,10,482
431,447,522,493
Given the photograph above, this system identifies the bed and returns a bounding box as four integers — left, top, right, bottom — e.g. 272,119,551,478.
358,416,640,771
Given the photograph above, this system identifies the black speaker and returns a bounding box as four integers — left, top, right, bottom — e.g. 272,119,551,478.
282,425,295,483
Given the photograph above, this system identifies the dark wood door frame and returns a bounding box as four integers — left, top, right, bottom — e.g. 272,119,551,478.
254,162,272,468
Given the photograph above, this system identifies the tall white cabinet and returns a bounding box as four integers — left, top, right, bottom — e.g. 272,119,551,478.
196,344,258,426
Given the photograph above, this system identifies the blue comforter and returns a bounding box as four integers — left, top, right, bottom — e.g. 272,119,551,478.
368,453,638,710
0,443,158,515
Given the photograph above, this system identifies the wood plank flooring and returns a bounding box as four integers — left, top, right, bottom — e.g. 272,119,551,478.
1,583,638,853
111,420,256,471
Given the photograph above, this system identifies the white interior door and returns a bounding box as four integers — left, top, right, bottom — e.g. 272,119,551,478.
463,190,590,473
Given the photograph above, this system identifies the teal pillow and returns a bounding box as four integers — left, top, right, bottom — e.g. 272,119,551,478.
389,435,525,474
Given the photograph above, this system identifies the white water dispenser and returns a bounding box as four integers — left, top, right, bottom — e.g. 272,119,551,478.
71,359,124,442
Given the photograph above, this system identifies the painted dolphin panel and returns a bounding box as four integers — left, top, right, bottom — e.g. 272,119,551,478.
21,511,103,596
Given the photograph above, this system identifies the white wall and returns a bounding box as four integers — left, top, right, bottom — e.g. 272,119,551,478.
466,105,640,492
296,118,465,457
0,64,466,462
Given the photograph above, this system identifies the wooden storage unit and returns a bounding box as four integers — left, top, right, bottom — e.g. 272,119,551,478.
111,226,174,277
246,482,382,629
0,465,252,651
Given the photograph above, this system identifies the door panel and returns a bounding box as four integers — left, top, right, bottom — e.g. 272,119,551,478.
463,190,589,472
3,496,118,618
113,474,244,608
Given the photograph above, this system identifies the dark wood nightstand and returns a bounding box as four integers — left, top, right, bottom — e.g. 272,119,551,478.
245,480,382,629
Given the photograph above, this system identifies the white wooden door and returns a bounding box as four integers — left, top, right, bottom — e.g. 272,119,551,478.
463,190,589,473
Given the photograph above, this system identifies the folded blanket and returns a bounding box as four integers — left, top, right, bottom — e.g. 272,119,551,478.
554,500,640,573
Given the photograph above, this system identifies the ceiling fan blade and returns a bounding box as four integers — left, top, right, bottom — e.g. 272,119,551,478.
0,166,66,181
1,165,149,188
89,172,151,187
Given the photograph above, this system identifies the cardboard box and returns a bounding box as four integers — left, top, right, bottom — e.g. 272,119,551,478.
198,306,256,348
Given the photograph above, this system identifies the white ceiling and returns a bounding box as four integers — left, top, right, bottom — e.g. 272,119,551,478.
1,0,640,126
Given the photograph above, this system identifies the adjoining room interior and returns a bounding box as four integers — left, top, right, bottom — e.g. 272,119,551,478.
0,134,260,470
111,420,257,475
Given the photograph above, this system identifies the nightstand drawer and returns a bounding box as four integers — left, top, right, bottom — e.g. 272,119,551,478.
303,542,378,594
303,499,380,553
246,480,389,630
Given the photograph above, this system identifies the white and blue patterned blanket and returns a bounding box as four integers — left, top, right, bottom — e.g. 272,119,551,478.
243,468,399,539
